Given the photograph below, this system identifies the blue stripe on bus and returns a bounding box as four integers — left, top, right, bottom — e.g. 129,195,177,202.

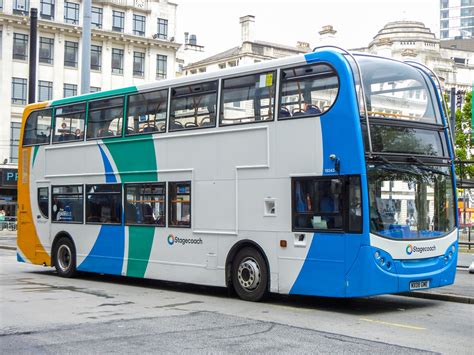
17,252,25,263
98,144,117,183
77,225,125,275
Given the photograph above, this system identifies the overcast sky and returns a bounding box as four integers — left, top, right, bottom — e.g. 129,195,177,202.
174,0,439,55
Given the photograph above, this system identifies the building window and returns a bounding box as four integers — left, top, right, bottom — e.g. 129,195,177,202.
64,2,79,24
22,109,52,146
169,81,217,130
13,33,28,61
156,54,167,79
40,0,54,19
441,0,449,8
11,78,27,105
91,7,102,29
13,0,29,15
157,18,168,39
91,44,102,71
112,48,124,74
52,185,83,223
87,97,123,139
125,183,166,226
10,122,21,164
90,86,101,93
38,80,53,101
126,89,168,135
63,83,77,98
53,103,85,143
220,71,276,125
133,51,145,77
86,184,122,224
168,182,191,228
112,10,124,32
39,37,54,64
133,14,146,36
279,63,339,119
64,41,78,67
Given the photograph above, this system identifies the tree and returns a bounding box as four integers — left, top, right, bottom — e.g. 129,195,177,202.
454,91,474,179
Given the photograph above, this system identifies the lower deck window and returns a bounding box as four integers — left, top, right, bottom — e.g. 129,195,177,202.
292,176,362,233
125,183,166,226
38,187,49,219
168,181,191,227
86,184,122,224
52,186,83,223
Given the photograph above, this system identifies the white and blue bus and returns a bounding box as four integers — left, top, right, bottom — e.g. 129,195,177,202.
18,47,457,301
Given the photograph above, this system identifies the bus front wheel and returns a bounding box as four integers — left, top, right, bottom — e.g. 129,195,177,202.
53,237,77,278
232,247,268,302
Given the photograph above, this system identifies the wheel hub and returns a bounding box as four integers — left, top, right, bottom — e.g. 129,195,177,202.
57,245,71,272
237,257,260,291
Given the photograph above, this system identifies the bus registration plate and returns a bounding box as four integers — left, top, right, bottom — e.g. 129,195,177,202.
409,280,430,290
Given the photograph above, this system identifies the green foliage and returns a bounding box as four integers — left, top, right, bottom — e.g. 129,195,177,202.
454,91,474,179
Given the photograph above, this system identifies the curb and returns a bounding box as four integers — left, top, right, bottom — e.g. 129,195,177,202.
401,292,474,304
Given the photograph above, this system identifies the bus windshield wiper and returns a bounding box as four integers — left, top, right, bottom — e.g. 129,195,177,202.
408,156,450,176
372,155,421,175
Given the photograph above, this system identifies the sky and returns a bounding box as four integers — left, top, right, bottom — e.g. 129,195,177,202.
174,0,439,56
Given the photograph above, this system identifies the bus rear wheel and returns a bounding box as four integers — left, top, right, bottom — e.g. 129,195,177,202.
232,247,268,302
53,237,77,278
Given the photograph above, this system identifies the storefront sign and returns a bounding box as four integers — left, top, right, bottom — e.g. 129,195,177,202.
1,169,18,187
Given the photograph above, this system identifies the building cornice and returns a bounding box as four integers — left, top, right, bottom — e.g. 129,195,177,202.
0,13,181,51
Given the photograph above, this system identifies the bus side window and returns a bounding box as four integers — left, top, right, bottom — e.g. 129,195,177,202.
51,185,84,223
220,71,276,125
126,89,168,135
85,184,122,224
169,81,217,131
292,177,343,231
279,64,339,119
124,183,166,226
38,187,49,219
53,103,86,143
168,182,191,227
23,109,52,146
347,176,362,233
87,97,124,140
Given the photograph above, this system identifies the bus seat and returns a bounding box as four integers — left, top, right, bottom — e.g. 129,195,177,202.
279,107,291,118
143,125,158,132
125,202,137,224
185,122,198,128
170,121,183,130
305,105,321,115
292,109,305,117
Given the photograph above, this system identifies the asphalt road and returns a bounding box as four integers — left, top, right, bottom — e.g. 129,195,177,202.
1,249,472,354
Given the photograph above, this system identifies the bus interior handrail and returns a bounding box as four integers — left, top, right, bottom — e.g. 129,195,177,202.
312,45,373,157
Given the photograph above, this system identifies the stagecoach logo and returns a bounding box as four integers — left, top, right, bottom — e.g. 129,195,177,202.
406,244,436,255
167,234,203,246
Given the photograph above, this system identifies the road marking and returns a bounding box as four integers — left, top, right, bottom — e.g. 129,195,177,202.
359,318,426,330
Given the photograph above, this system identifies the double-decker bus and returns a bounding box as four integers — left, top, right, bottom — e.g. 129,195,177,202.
17,47,457,301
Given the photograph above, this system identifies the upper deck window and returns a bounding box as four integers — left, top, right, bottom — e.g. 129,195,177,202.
279,64,339,119
23,109,52,146
169,81,217,131
220,71,276,125
53,103,86,143
126,89,168,135
357,57,440,125
87,97,123,140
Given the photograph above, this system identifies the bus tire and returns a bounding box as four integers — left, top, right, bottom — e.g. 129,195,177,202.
53,237,77,278
232,247,268,302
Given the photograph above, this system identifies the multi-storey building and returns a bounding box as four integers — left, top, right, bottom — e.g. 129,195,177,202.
183,15,310,75
440,0,474,39
0,0,180,166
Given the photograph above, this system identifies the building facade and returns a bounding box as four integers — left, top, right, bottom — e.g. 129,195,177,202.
440,0,474,39
352,21,474,92
183,15,310,75
0,0,180,166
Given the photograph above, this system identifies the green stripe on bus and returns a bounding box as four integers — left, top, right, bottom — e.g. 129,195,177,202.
104,134,158,183
127,226,155,278
32,145,40,168
51,86,138,106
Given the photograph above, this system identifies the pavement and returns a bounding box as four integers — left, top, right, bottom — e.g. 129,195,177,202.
1,230,472,304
